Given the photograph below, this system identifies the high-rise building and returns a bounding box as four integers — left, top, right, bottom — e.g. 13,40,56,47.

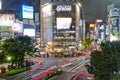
107,7,120,41
40,0,85,51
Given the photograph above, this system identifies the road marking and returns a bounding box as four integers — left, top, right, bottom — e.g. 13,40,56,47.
71,60,90,72
67,58,90,72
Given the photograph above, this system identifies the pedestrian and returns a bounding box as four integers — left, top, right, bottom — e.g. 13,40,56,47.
1,66,6,76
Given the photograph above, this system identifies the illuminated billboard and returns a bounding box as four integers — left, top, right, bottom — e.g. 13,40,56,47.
0,14,15,26
56,17,72,30
22,5,34,19
23,29,35,37
89,24,95,28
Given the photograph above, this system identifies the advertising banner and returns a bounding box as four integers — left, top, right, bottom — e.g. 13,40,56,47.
53,5,75,30
0,14,15,26
22,5,34,19
110,17,119,36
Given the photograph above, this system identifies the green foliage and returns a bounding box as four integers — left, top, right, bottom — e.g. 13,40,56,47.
82,38,92,49
1,36,34,66
6,67,29,76
45,70,63,80
3,54,15,63
90,41,120,80
0,50,6,63
113,74,120,80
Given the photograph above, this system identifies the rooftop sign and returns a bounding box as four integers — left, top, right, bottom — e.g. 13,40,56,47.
56,5,72,12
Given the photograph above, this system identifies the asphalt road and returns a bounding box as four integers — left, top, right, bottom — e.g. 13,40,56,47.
5,57,74,80
4,55,90,80
52,56,90,80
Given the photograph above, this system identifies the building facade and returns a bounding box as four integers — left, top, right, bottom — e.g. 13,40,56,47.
40,0,84,51
107,8,120,41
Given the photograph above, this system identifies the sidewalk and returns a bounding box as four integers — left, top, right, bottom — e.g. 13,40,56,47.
0,57,43,80
0,78,5,80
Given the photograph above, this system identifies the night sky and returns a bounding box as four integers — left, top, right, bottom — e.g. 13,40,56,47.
1,0,120,23
80,0,120,23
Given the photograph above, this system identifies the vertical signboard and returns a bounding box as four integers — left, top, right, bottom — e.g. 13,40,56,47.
110,8,119,36
22,5,34,19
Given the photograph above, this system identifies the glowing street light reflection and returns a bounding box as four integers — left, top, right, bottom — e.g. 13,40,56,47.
7,56,12,61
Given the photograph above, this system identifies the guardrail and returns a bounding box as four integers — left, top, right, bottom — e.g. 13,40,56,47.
29,61,43,71
71,71,94,80
29,66,57,80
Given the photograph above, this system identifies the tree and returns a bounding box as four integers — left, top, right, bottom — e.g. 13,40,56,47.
0,38,15,63
82,38,92,49
90,41,120,80
0,49,6,63
1,36,34,67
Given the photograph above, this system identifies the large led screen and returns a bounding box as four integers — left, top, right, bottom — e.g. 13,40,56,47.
57,18,72,30
22,5,34,19
23,29,35,37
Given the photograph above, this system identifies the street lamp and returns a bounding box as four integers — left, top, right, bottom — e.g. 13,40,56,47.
7,56,12,61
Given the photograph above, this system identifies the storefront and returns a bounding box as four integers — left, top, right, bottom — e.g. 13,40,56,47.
0,14,24,43
0,14,15,43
